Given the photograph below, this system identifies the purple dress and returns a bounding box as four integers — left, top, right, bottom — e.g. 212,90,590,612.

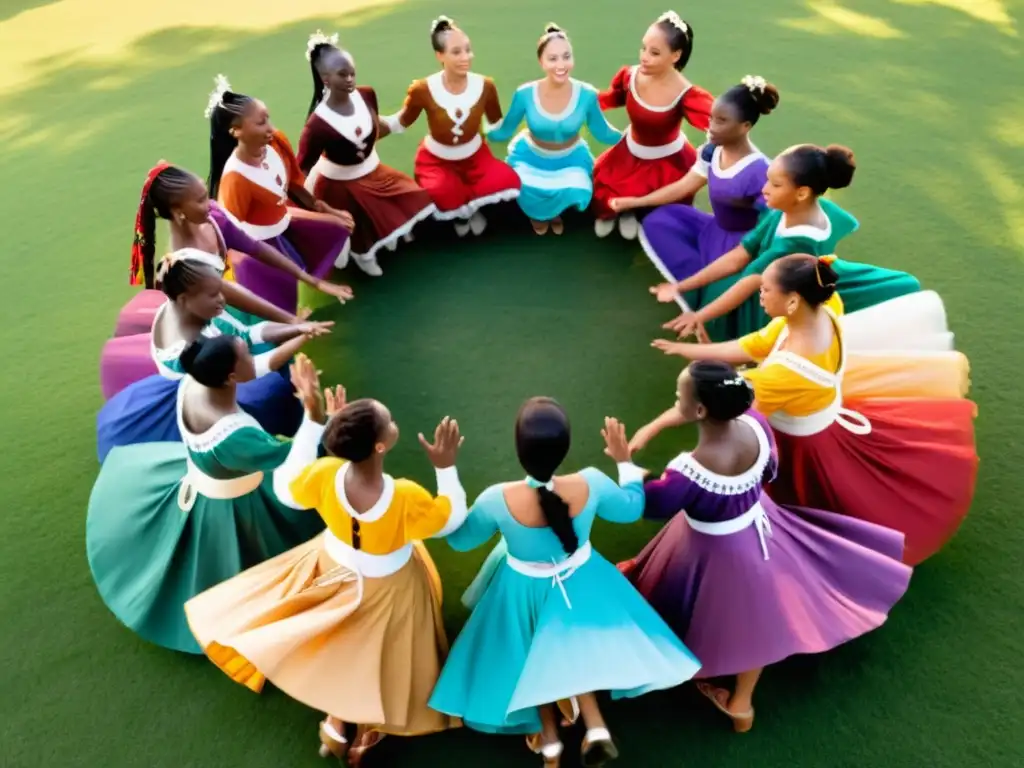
622,410,912,678
639,144,769,310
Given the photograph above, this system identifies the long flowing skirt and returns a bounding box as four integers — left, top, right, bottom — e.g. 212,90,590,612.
185,534,457,734
504,132,595,221
620,494,911,677
309,163,436,262
96,374,301,462
414,142,520,220
114,290,165,337
428,544,700,735
86,442,325,653
591,139,698,219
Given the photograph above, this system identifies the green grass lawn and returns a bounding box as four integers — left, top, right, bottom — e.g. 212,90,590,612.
2,0,1022,765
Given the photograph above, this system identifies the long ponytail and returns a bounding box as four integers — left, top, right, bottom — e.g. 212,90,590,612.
204,75,253,199
305,31,340,118
535,484,579,555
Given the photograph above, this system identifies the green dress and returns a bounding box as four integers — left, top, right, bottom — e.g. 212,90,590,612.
696,199,921,341
86,378,325,654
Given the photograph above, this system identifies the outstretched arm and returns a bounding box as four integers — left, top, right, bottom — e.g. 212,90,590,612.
486,85,526,142
616,171,706,211
676,245,752,293
691,274,763,325
651,337,754,365
220,280,302,324
379,82,425,135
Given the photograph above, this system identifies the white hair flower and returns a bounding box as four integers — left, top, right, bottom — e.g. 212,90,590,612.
430,15,453,34
203,74,232,119
657,11,688,34
742,75,767,94
306,30,339,61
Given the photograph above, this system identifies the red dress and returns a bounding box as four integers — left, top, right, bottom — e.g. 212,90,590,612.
592,66,712,219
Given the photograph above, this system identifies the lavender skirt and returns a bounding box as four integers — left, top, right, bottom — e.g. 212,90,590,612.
96,373,302,463
629,494,912,678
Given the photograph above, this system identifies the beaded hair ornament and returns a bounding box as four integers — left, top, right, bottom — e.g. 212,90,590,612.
742,75,767,94
657,10,689,34
203,74,232,119
306,29,339,61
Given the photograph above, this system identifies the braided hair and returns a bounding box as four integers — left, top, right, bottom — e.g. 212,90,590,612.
131,164,202,288
154,250,222,299
515,397,578,555
206,75,254,199
307,36,350,117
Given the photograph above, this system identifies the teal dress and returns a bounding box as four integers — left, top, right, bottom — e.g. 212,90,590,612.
428,465,701,734
697,199,921,341
86,378,325,654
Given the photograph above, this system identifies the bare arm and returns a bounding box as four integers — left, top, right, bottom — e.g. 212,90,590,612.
220,280,301,323
628,406,689,454
625,171,707,210
251,241,334,293
651,338,754,365
693,275,763,325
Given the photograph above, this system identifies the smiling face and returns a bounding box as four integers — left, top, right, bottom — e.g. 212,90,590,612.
233,99,275,148
169,176,212,225
321,49,356,95
436,28,473,75
639,24,680,75
759,261,795,318
539,36,573,83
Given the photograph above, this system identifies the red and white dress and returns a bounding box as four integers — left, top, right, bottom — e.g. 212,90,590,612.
592,65,713,219
386,72,520,224
298,87,437,274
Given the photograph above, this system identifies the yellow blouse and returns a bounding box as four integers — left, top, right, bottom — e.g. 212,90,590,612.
738,294,845,418
289,458,455,556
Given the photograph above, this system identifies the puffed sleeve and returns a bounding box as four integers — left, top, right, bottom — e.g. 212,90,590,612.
399,467,469,540
742,362,819,419
598,66,631,110
216,172,252,222
737,317,787,362
681,86,713,131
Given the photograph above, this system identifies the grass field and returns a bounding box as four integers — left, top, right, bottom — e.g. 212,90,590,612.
2,0,1023,766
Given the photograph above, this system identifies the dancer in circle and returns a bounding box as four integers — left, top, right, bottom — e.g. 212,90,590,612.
618,361,912,732
591,11,713,241
207,75,354,313
651,143,921,341
299,32,437,277
87,336,327,654
186,359,464,765
613,76,776,308
97,251,330,462
380,15,521,238
647,255,978,564
428,398,701,766
485,23,622,235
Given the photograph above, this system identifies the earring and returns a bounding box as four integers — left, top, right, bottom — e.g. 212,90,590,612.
178,214,186,223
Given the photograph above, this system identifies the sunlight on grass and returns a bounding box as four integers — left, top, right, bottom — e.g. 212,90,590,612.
0,0,407,94
991,110,1024,149
972,150,1024,251
780,0,906,39
892,0,1017,35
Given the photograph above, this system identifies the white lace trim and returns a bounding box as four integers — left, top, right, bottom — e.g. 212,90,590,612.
666,414,770,495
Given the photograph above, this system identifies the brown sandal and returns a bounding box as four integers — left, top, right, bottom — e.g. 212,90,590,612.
696,682,755,733
348,727,386,767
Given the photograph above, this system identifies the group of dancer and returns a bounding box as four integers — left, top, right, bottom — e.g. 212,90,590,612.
86,11,979,768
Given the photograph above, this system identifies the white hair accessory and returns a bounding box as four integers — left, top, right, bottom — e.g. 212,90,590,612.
721,374,750,388
306,29,339,61
742,75,767,94
162,248,226,274
430,15,453,34
657,11,689,35
203,74,232,119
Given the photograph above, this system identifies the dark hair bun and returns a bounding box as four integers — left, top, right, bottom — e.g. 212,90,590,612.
774,253,837,308
431,15,453,34
179,335,239,387
824,144,856,190
323,399,387,462
179,338,204,373
545,22,562,34
690,361,754,421
752,83,780,116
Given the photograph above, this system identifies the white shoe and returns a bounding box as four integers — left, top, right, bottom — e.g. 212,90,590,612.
335,238,352,268
384,239,398,253
353,253,382,277
618,213,639,240
594,218,616,238
454,221,471,237
469,211,487,236
403,231,415,243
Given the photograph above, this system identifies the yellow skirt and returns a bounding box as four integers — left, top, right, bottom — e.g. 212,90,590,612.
184,535,457,736
844,350,971,400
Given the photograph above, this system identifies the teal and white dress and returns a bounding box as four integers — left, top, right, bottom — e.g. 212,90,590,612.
486,80,622,221
428,464,701,734
87,377,325,654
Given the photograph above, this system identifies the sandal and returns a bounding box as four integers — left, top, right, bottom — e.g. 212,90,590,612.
557,697,580,727
696,682,754,733
317,720,348,760
550,217,564,235
581,727,619,766
526,733,564,766
348,727,385,767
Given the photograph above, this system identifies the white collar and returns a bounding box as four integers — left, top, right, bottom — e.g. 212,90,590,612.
666,414,770,495
426,71,484,114
222,146,288,197
628,65,688,113
777,204,832,241
334,461,396,523
314,91,373,151
711,145,767,179
530,79,580,120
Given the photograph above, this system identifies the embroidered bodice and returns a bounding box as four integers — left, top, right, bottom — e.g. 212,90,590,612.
486,79,621,146
217,132,306,238
397,72,503,146
598,65,712,147
297,87,381,172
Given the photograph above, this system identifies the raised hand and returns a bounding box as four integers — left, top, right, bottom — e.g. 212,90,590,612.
289,354,324,419
601,417,631,463
628,423,657,454
296,320,334,338
649,282,680,303
323,385,347,418
418,416,464,469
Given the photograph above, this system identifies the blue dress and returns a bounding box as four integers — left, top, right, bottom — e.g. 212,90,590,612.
428,464,701,734
96,307,301,462
487,80,622,221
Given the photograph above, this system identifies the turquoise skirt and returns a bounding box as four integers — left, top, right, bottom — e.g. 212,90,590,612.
505,131,595,222
429,539,701,734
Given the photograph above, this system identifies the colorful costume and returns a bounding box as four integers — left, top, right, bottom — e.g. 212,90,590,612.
428,465,701,734
486,79,621,221
621,410,912,678
298,87,437,272
740,294,978,564
640,143,769,308
186,458,465,737
591,66,712,218
96,303,301,463
217,130,350,312
699,199,921,341
387,72,521,221
87,382,325,653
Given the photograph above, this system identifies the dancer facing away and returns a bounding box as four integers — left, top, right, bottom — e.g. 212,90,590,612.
485,23,622,235
207,76,354,313
299,32,437,277
186,357,464,765
591,11,713,240
98,252,330,461
429,398,701,767
87,336,327,654
619,361,911,731
647,255,977,564
651,143,920,342
613,77,777,307
380,15,521,238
